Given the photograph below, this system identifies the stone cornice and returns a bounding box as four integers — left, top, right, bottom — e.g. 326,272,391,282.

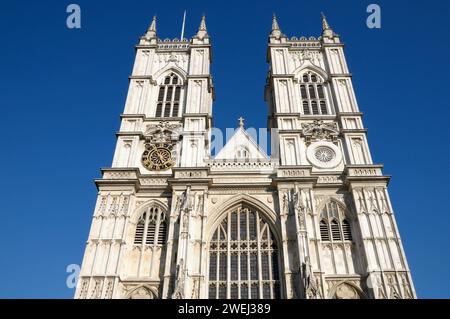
344,165,391,185
96,168,173,191
322,43,345,48
135,44,158,50
269,74,296,79
120,114,183,121
329,73,353,78
337,112,363,118
276,129,303,134
341,129,368,134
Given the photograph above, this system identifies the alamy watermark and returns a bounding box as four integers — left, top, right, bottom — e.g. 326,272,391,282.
66,264,80,289
367,4,381,29
66,4,81,29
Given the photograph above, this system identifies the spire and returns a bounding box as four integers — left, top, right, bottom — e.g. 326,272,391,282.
272,13,280,31
199,14,207,31
270,13,282,38
270,14,282,38
196,14,208,39
320,12,338,40
321,12,330,30
145,15,157,38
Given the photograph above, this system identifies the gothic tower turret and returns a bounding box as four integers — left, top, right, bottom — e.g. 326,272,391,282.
265,14,416,299
75,15,214,299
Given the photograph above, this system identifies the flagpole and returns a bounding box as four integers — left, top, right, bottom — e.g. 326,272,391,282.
180,10,186,40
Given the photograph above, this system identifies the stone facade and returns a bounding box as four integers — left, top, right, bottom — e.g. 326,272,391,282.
75,14,416,299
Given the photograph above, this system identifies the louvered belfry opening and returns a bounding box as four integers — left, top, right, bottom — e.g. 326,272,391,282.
155,73,182,118
299,71,329,115
133,206,167,246
319,201,353,243
208,205,281,299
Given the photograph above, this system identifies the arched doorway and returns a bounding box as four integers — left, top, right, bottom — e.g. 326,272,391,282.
207,204,281,299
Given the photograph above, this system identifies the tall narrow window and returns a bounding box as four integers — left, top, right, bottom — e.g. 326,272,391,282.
311,101,319,115
319,201,353,243
342,219,352,241
300,85,308,99
320,220,330,241
208,206,281,299
155,73,183,118
133,205,167,246
299,71,329,115
303,101,310,115
134,217,145,244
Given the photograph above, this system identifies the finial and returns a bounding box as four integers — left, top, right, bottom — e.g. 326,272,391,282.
238,116,245,128
150,15,157,31
272,13,280,31
270,13,282,38
145,15,157,38
196,14,208,39
321,12,330,30
199,13,207,31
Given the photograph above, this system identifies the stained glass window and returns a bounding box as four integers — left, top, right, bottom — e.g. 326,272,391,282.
208,206,281,299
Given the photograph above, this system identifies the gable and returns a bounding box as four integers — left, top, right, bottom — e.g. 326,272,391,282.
214,127,269,160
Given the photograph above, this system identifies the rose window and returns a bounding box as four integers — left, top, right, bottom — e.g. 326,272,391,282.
314,147,335,163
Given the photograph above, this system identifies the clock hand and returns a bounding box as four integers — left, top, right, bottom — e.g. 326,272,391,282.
156,150,166,162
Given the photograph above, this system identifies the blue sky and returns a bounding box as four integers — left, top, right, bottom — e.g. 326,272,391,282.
0,0,449,298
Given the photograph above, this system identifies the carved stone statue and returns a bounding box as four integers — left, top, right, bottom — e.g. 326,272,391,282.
179,187,194,212
302,120,339,145
172,259,186,299
302,256,319,299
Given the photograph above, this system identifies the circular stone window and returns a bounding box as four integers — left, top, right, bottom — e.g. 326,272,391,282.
314,146,335,163
307,142,342,169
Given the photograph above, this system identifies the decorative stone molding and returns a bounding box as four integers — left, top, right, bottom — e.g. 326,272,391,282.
317,175,343,184
157,42,190,51
207,188,272,195
103,171,138,179
326,278,366,299
290,50,323,65
277,168,311,178
208,161,277,172
140,178,167,186
346,166,382,177
125,285,159,299
144,121,182,143
175,170,208,179
302,120,339,145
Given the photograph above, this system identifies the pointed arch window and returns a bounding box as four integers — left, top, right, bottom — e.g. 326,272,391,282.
155,73,183,118
299,71,329,116
208,206,281,299
319,201,352,242
134,205,167,246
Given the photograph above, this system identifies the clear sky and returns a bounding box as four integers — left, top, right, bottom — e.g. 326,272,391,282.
0,0,449,298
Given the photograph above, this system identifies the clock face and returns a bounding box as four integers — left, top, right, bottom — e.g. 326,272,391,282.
142,143,175,171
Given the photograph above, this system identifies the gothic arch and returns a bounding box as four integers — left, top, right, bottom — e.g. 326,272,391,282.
130,199,168,225
153,66,187,85
126,285,159,299
293,63,329,82
327,281,367,299
206,194,280,244
316,197,354,221
206,196,283,299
